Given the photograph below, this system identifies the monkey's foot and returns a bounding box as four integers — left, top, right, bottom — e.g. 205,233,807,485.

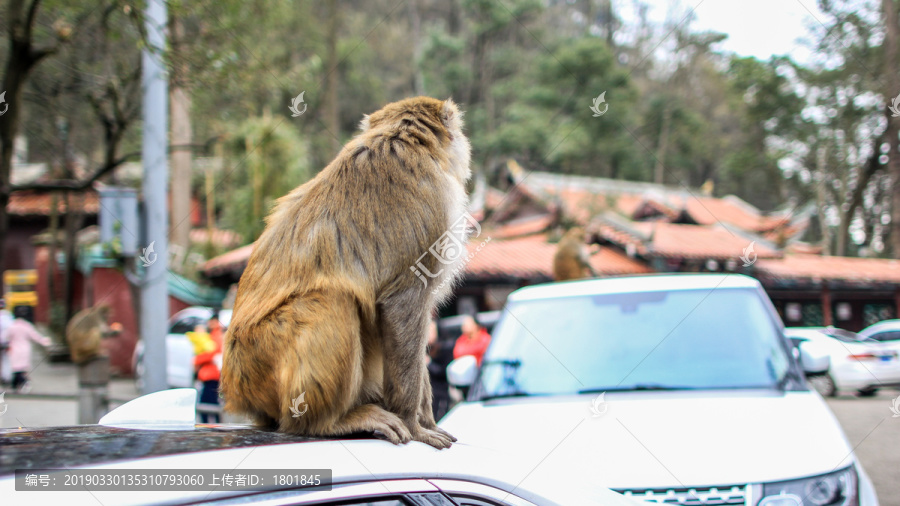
417,410,458,443
326,404,412,445
366,411,413,445
411,426,454,449
431,425,457,443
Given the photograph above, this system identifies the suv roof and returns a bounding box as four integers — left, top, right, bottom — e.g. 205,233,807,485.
508,273,761,302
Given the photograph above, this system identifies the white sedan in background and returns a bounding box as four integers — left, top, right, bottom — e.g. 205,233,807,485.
785,327,900,397
858,319,900,351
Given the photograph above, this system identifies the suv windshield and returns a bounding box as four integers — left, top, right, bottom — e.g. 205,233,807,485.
472,287,793,400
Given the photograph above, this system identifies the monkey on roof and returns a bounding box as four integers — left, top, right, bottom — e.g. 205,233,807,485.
553,227,598,281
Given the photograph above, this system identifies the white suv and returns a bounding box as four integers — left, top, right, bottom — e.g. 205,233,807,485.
442,274,878,505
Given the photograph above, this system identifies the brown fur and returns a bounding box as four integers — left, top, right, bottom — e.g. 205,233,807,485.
65,304,111,364
553,227,598,281
220,97,471,449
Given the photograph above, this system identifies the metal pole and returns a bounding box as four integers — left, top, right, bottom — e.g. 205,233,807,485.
140,0,169,394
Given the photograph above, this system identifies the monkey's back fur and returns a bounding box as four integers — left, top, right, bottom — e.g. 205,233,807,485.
553,227,598,281
66,304,111,364
221,97,470,448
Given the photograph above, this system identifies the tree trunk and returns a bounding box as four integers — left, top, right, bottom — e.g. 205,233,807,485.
885,0,900,258
654,103,672,184
447,0,461,35
205,164,216,258
324,0,341,155
0,0,57,272
409,0,425,95
169,14,193,262
816,146,832,255
62,192,84,325
835,137,883,256
581,0,594,35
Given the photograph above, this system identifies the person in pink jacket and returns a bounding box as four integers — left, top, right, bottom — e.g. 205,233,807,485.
1,307,51,392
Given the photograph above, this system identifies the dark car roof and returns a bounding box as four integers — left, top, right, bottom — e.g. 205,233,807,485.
0,424,356,475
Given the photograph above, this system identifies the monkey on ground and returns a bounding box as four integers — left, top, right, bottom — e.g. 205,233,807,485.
220,97,471,450
553,227,598,281
65,304,120,364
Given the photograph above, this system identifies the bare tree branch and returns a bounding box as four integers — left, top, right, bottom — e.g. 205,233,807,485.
10,152,141,192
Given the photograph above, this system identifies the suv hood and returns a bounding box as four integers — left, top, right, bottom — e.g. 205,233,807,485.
440,389,853,489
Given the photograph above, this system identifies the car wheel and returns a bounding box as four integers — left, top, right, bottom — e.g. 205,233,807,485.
857,387,878,397
807,373,836,397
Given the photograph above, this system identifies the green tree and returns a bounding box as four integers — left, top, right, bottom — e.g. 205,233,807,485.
220,115,310,242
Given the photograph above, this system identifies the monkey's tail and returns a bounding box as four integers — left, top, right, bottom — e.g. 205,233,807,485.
276,289,368,435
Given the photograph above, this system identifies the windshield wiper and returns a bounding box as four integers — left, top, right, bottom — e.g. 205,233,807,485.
578,384,700,394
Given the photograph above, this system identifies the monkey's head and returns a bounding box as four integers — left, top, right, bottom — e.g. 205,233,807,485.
94,303,111,321
563,227,588,243
359,97,471,183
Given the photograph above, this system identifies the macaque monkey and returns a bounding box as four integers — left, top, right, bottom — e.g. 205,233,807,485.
65,304,119,364
221,97,471,449
553,227,598,281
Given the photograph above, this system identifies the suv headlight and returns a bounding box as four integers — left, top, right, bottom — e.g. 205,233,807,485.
759,465,858,506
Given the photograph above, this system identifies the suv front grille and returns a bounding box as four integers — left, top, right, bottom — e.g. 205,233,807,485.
618,486,748,505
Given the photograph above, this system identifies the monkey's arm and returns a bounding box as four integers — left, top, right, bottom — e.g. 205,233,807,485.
378,291,454,449
579,246,599,278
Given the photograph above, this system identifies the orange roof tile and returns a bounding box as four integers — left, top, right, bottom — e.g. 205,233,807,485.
489,215,554,239
203,243,254,276
527,174,790,233
597,221,780,260
677,195,787,232
756,254,900,283
539,188,645,224
203,233,652,279
485,187,508,211
9,191,100,216
465,234,651,279
189,228,242,248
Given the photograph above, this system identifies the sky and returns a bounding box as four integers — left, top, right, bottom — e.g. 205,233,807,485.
616,0,828,63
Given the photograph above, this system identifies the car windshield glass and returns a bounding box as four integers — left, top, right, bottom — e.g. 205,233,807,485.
474,287,791,399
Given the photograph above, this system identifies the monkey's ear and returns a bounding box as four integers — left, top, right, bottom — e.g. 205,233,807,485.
359,114,370,132
441,98,463,131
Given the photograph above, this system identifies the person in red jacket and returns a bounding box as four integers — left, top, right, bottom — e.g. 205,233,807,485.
194,313,223,423
453,315,491,366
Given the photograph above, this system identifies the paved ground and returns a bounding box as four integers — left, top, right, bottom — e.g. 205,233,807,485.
0,355,248,428
824,389,900,506
2,358,899,504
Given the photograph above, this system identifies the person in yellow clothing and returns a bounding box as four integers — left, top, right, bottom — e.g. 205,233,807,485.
186,325,215,355
193,313,224,423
